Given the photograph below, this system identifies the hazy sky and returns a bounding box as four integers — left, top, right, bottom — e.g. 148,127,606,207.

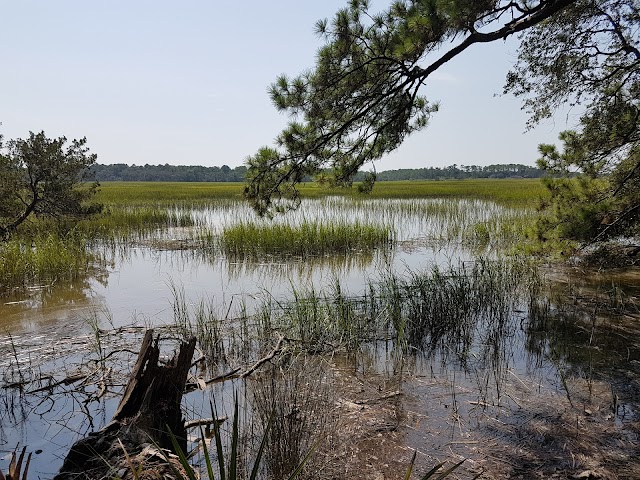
0,1,577,170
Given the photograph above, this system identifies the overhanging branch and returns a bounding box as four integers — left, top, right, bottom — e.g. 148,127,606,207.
416,0,578,81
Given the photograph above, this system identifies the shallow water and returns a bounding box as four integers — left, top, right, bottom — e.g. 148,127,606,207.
1,197,638,478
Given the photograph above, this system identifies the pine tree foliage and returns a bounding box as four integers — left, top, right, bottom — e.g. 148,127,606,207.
505,0,640,242
0,131,100,239
245,0,576,216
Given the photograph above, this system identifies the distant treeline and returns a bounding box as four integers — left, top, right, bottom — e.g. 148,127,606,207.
90,163,542,182
90,163,248,182
355,163,544,181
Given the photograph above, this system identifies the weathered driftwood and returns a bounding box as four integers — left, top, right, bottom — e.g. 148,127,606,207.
54,329,196,480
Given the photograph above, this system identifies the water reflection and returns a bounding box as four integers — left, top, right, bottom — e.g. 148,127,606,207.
1,197,638,478
0,269,108,335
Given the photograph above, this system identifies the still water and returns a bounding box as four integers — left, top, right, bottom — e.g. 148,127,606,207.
1,197,638,478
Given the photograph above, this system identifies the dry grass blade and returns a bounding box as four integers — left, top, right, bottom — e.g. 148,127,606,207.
1,447,32,480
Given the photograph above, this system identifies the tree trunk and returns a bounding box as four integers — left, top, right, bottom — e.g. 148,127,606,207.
54,330,197,480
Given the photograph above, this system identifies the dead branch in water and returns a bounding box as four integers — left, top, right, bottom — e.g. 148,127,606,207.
241,334,286,378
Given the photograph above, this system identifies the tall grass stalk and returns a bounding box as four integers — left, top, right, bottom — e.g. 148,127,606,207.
169,282,225,361
167,394,313,480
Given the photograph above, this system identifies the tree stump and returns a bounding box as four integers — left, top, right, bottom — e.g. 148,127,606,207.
54,330,196,480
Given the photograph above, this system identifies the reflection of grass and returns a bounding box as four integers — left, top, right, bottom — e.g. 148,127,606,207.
221,220,393,258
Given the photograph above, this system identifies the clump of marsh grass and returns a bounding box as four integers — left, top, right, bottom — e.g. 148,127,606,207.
0,203,198,292
252,258,539,363
95,182,244,206
76,206,197,243
169,282,225,363
220,219,393,258
167,256,539,374
251,357,334,479
165,393,314,480
264,280,375,354
462,212,534,249
362,257,539,361
0,233,97,292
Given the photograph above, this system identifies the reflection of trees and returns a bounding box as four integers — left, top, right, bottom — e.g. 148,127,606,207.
526,280,640,383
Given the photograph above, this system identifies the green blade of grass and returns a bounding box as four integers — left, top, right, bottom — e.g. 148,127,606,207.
404,450,417,480
285,443,316,480
418,462,446,480
228,396,239,480
432,459,465,480
166,425,198,480
199,426,216,480
249,413,274,480
211,399,226,480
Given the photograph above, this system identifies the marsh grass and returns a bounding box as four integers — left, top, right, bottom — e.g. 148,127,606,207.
463,213,534,249
167,258,531,478
251,358,334,479
0,205,198,291
1,180,539,291
358,179,546,207
166,257,539,373
95,179,544,208
231,258,541,362
76,206,196,240
0,233,97,291
221,220,393,258
95,182,245,206
170,282,226,363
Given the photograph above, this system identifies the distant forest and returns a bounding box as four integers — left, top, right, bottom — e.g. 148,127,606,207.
90,163,543,182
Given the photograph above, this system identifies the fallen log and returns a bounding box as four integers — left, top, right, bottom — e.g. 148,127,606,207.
54,329,196,480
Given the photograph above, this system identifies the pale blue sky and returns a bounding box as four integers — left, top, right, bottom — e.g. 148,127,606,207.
0,1,576,170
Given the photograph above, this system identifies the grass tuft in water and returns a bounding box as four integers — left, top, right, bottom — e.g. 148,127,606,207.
0,233,98,292
220,219,393,258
